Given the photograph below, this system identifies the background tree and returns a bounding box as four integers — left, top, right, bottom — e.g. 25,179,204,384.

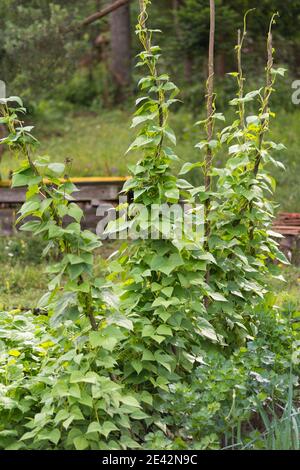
0,0,299,110
109,0,132,102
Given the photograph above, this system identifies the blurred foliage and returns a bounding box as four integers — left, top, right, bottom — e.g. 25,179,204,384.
0,1,299,112
176,0,300,69
0,0,107,104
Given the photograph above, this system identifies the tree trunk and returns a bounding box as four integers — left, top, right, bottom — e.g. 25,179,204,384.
109,0,131,103
184,53,193,82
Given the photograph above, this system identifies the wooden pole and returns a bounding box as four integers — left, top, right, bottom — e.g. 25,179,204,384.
204,0,215,243
203,0,215,307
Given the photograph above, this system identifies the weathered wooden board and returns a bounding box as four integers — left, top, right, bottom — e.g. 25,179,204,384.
0,177,128,235
272,212,300,264
273,212,300,235
0,177,127,204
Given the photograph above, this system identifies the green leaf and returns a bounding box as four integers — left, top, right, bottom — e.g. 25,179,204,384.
246,115,260,125
68,263,85,280
19,220,41,232
164,127,176,145
48,162,65,174
131,113,157,128
6,96,24,107
275,250,290,265
230,89,262,105
179,161,204,175
87,422,102,434
12,172,42,188
68,203,84,223
73,436,89,450
48,429,61,445
142,324,155,337
67,254,85,265
197,318,218,342
142,349,155,361
165,188,179,200
209,292,227,302
100,421,119,439
48,224,65,239
89,331,118,351
131,360,143,374
196,253,217,264
161,286,173,297
120,396,141,408
130,410,150,420
271,67,287,77
126,135,154,153
208,139,218,149
156,325,173,336
19,200,40,215
140,391,153,406
213,112,225,121
150,253,183,275
70,371,98,384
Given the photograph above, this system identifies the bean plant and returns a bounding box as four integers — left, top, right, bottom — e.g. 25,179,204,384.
0,100,144,449
105,0,228,396
191,11,288,348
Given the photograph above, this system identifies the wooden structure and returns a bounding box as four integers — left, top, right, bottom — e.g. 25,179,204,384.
0,177,128,235
273,212,300,237
273,212,300,264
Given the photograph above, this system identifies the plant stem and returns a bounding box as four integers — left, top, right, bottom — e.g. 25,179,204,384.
253,28,274,177
237,29,245,132
138,0,165,159
249,17,276,248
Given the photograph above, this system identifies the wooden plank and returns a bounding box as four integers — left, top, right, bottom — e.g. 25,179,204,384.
0,187,26,203
273,212,300,237
0,179,126,204
72,183,122,202
273,229,300,235
0,178,128,234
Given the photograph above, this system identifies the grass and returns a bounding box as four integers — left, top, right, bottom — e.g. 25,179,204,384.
274,266,300,312
0,236,119,310
0,109,197,178
0,263,48,309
